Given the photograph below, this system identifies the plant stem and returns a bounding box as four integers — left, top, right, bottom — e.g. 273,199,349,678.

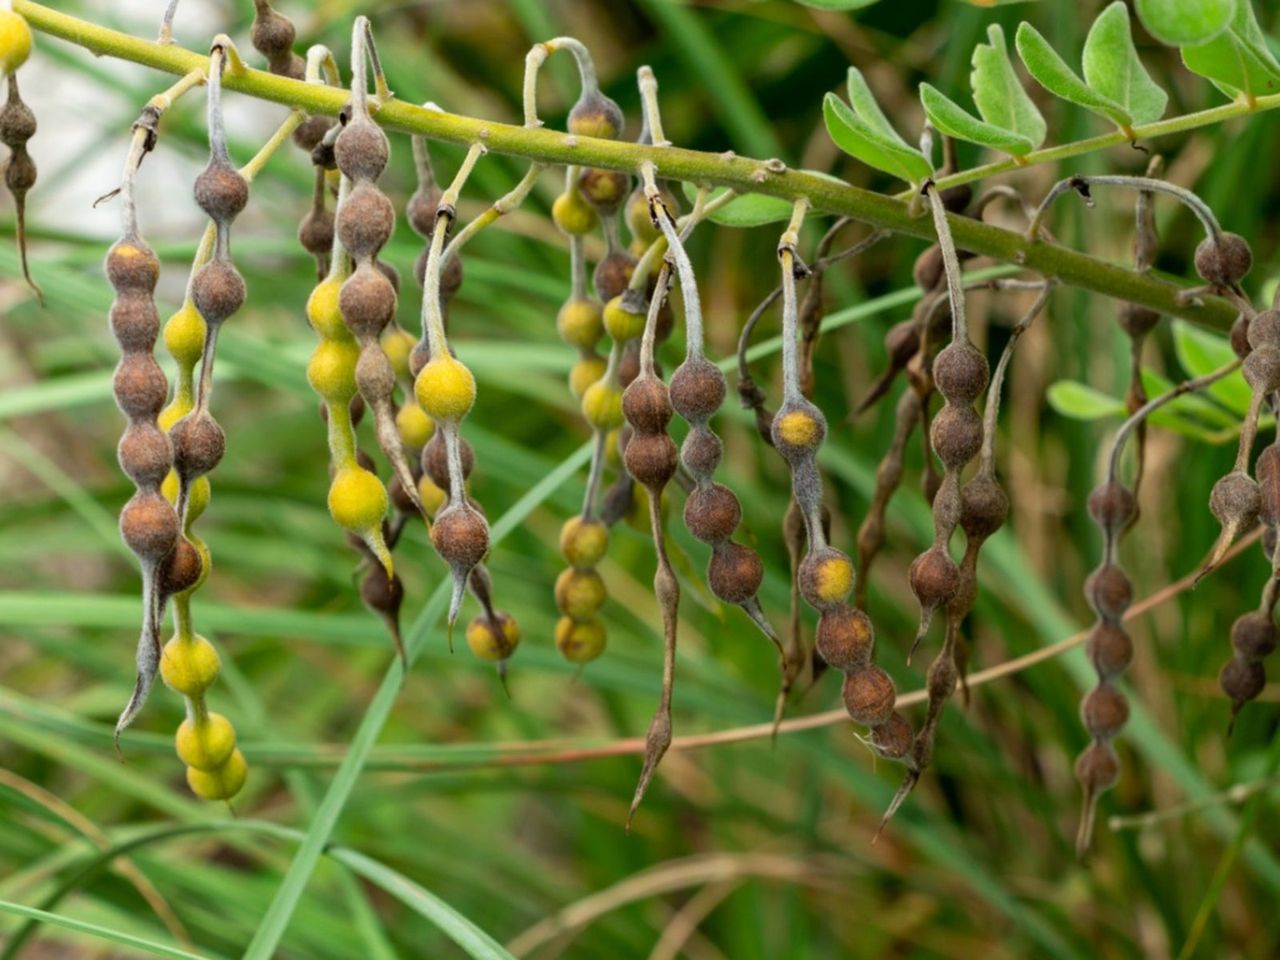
13,0,1250,331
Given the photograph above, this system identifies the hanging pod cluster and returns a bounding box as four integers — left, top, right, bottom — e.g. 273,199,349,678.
9,0,1270,845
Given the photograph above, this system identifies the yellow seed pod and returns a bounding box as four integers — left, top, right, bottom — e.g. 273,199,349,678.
555,616,606,664
557,298,604,351
808,553,854,606
186,748,248,801
465,613,522,661
555,567,607,619
0,11,32,75
163,303,207,370
327,463,386,535
569,354,607,399
306,277,349,340
602,296,645,342
551,190,599,236
157,397,192,433
417,474,447,516
175,712,237,771
161,469,180,506
381,326,416,381
328,465,388,533
160,634,220,697
581,380,623,430
186,475,212,523
306,338,360,404
395,402,435,451
626,191,659,246
560,516,609,568
774,409,822,450
415,353,476,423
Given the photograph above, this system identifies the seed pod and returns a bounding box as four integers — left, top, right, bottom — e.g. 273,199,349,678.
171,412,226,480
909,545,960,614
1243,344,1280,394
466,612,521,661
621,377,673,434
578,167,629,214
1081,683,1129,738
193,161,249,223
1086,622,1133,679
684,483,741,543
623,432,678,487
798,548,855,611
335,116,390,183
932,342,989,404
555,616,606,664
1075,741,1119,794
1231,611,1277,661
869,711,913,760
1231,315,1252,360
930,404,983,469
669,357,726,422
706,541,764,604
430,504,489,570
593,250,637,302
1087,481,1136,536
560,517,609,568
815,607,874,671
1219,655,1266,720
337,181,395,261
1085,564,1133,620
554,567,607,620
1209,471,1261,536
1247,309,1280,350
568,89,624,140
191,260,247,324
1194,232,1252,287
120,491,180,561
841,665,896,727
1118,303,1161,339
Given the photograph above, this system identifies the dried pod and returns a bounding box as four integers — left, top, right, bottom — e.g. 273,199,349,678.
815,606,874,671
841,665,897,727
684,483,741,543
932,342,989,405
193,161,249,223
1085,564,1132,620
1087,481,1137,536
1193,232,1252,287
706,541,764,604
1081,683,1129,739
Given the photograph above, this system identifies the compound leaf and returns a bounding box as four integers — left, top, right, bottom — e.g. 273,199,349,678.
1134,0,1235,46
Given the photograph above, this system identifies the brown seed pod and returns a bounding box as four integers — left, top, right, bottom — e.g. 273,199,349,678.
1231,611,1277,661
815,606,874,671
359,563,404,619
0,87,36,146
160,537,203,597
430,505,489,569
334,117,390,183
909,545,961,610
299,207,335,261
1081,683,1129,738
623,432,679,488
191,260,246,324
869,711,913,760
1086,622,1134,679
1075,741,1119,793
1219,656,1266,710
117,422,173,488
5,150,35,192
578,167,630,214
621,377,674,434
1087,481,1137,536
1231,315,1252,360
684,483,741,543
193,161,249,224
1209,471,1261,531
1242,344,1280,394
841,664,896,727
1194,232,1252,287
171,412,226,480
681,428,722,478
119,491,180,561
1118,303,1161,339
930,403,983,470
932,342,989,404
293,115,333,152
1085,564,1132,620
338,263,397,339
106,238,161,294
1247,309,1280,350
113,354,168,420
406,188,440,236
1256,446,1280,526
669,358,726,422
706,541,764,604
912,246,944,292
250,1,296,60
423,432,474,493
337,182,395,261
593,250,637,302
959,473,1009,541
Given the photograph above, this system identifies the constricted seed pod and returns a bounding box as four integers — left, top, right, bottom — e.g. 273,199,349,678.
932,341,989,404
568,89,624,140
930,404,983,470
1231,611,1277,661
430,505,489,569
684,483,741,543
798,548,855,611
191,260,246,323
193,161,249,223
466,612,521,661
815,606,874,671
706,541,764,604
337,181,395,261
1087,481,1137,536
1081,683,1129,738
1194,232,1252,287
334,116,390,183
1085,564,1133,620
669,357,726,422
1086,622,1133,679
869,711,913,760
555,616,606,663
119,491,180,561
623,432,679,487
841,664,896,727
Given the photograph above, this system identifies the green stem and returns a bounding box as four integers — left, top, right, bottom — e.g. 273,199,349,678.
13,0,1255,331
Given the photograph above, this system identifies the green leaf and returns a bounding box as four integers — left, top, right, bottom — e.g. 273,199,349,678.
1047,380,1125,420
793,0,881,8
971,24,1046,148
1172,319,1253,414
1135,0,1235,46
1182,0,1280,102
1083,2,1169,125
1015,22,1131,128
918,83,1036,156
823,92,931,185
845,67,914,148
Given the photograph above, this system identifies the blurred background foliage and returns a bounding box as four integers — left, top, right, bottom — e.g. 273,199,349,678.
3,0,1280,957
